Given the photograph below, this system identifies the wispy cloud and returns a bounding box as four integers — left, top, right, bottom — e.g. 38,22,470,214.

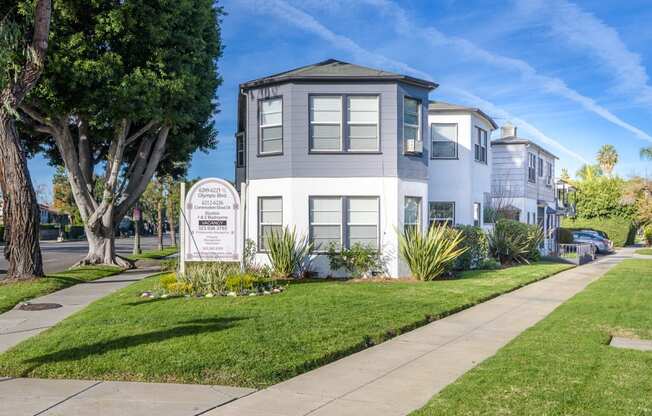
517,0,652,107
363,0,652,143
237,0,588,163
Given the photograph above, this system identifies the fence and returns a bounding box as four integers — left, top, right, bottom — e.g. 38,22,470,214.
557,243,596,265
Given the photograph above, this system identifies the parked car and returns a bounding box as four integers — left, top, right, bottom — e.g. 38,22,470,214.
572,231,613,254
579,229,609,239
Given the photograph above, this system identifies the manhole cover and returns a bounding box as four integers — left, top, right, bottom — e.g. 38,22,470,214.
18,303,63,311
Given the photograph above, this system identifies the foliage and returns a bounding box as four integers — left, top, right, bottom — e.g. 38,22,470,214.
561,217,636,247
265,226,313,278
621,176,652,226
327,243,385,277
397,225,467,281
573,176,635,220
0,263,572,387
177,262,238,295
596,144,618,176
488,220,542,265
575,164,602,181
452,225,488,270
52,166,81,224
644,224,652,246
477,258,501,270
225,273,256,293
243,239,257,271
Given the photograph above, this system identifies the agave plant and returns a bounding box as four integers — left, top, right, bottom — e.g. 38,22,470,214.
266,226,313,278
488,219,542,265
397,225,467,281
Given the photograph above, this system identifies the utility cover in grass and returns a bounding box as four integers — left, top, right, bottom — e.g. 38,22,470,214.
609,336,652,351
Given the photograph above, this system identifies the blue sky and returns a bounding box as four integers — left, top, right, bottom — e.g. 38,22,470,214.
29,0,652,200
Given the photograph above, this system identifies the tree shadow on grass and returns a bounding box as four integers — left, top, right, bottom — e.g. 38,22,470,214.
18,317,247,376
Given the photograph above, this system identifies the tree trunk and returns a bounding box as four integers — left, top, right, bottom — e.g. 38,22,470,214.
76,206,133,268
0,115,44,279
157,200,164,250
167,196,176,246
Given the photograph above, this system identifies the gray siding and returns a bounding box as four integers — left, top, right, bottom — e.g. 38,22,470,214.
397,83,430,180
491,143,556,203
244,81,430,181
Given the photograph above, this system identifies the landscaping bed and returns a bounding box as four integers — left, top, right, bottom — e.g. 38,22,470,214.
0,266,122,314
0,262,572,388
412,259,652,416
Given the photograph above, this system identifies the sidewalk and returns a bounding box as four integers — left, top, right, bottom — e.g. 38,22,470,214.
0,250,635,416
206,249,634,416
0,268,159,354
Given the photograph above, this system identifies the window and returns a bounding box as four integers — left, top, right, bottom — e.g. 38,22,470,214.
310,96,342,151
347,96,379,151
537,157,544,177
431,123,457,159
347,197,379,248
258,197,282,251
403,97,420,144
259,98,282,154
474,127,488,163
429,202,455,227
473,202,481,227
546,161,553,187
528,152,537,182
236,133,245,167
404,197,422,232
310,197,342,251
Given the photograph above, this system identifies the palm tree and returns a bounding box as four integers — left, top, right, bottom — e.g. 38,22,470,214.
641,146,652,161
596,144,618,176
576,164,602,181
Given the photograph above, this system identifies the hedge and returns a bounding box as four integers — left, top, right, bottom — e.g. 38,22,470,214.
561,217,636,247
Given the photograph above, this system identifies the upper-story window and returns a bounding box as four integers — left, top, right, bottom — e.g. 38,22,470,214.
310,96,342,152
474,127,488,163
236,133,245,167
546,161,553,187
259,98,283,155
537,157,544,177
431,123,457,159
403,97,421,153
347,96,379,151
528,152,537,182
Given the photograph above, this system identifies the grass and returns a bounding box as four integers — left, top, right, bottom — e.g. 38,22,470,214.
126,246,178,261
412,259,652,416
0,266,122,313
0,262,572,388
635,248,652,255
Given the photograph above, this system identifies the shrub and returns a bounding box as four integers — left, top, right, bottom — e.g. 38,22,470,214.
452,225,488,270
266,226,312,278
488,220,542,265
178,262,239,295
225,273,255,293
644,225,652,246
561,217,636,246
327,243,384,277
65,225,85,239
397,225,467,281
478,258,501,270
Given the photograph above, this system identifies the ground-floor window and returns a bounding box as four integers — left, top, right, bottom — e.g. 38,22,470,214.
473,202,481,227
404,196,422,233
258,197,282,251
429,201,455,227
347,197,379,248
309,197,342,251
309,196,379,251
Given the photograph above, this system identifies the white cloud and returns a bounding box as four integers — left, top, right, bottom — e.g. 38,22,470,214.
362,0,652,143
237,0,588,164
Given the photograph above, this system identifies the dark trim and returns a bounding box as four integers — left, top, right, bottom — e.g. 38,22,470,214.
241,75,437,91
257,95,284,157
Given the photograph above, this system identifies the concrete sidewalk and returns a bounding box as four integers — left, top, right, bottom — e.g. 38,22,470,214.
0,268,159,354
206,249,634,416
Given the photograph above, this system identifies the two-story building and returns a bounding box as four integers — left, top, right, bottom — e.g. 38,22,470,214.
490,123,559,249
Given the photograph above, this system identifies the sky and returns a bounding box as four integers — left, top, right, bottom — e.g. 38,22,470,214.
28,0,652,201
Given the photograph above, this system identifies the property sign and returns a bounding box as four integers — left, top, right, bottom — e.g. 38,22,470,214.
183,178,241,262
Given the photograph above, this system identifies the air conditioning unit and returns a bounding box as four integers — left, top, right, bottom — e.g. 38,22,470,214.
405,139,423,154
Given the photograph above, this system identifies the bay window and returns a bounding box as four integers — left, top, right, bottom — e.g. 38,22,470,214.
347,96,379,151
310,96,342,151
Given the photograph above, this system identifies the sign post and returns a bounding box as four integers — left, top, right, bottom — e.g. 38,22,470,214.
182,178,242,263
179,182,186,275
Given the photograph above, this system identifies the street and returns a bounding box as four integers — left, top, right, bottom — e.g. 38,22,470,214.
0,236,171,275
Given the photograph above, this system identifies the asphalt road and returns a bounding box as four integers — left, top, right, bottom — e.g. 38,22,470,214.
0,235,172,275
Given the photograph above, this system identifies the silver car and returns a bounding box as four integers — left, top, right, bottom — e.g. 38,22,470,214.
572,231,613,254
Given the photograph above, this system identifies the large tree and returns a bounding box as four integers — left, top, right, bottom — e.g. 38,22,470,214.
596,144,618,176
18,0,222,267
0,0,51,279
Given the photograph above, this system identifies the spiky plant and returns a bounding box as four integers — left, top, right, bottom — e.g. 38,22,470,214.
266,226,313,278
597,144,618,176
397,225,467,281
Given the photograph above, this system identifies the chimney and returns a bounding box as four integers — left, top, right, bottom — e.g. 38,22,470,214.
501,122,517,139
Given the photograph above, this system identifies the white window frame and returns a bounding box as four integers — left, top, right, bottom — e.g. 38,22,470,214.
528,152,537,183
310,95,343,152
429,201,455,227
403,97,421,148
404,196,422,232
309,196,343,252
347,95,380,152
258,197,282,252
346,197,380,249
431,123,458,159
259,97,283,155
475,127,488,163
546,161,553,187
473,202,481,227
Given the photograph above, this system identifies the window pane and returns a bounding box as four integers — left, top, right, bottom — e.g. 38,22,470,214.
312,97,341,111
431,124,456,141
310,198,341,223
404,98,418,114
262,126,282,140
349,197,377,211
260,225,282,250
349,137,378,151
312,124,341,139
432,141,456,158
261,210,281,223
348,225,378,248
404,197,420,226
261,98,281,113
429,202,454,220
404,113,418,125
312,110,341,123
312,137,341,151
349,97,377,111
404,126,418,141
349,210,377,223
311,225,341,250
261,137,282,153
349,124,377,138
261,197,281,211
261,112,281,125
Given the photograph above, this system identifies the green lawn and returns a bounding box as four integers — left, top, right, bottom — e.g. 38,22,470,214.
412,259,652,416
0,262,571,388
0,266,122,314
126,246,178,261
635,248,652,255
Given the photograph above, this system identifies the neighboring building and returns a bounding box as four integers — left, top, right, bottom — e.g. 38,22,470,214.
0,201,68,225
490,123,559,251
428,101,498,229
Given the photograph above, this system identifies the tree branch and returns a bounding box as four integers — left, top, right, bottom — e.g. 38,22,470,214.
125,120,157,147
